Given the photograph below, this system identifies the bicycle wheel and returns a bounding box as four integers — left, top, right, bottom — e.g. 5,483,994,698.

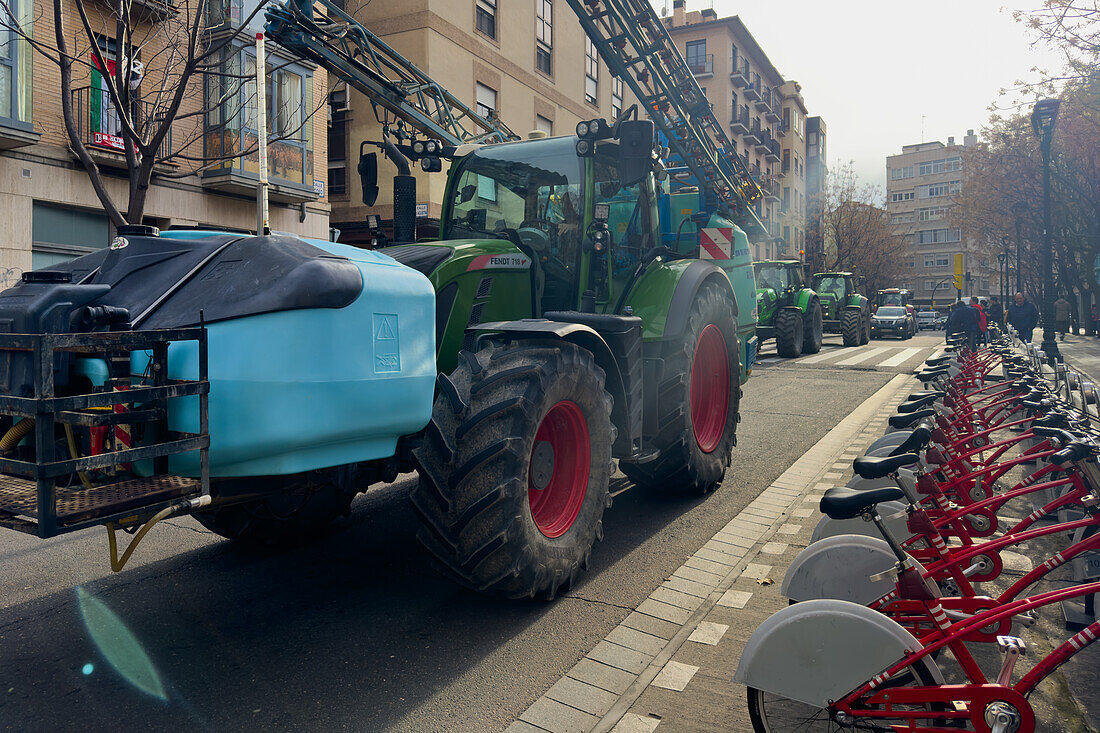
746,659,944,732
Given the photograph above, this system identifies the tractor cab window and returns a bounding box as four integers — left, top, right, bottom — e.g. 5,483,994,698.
788,266,805,290
444,138,585,312
815,275,846,298
754,264,789,292
881,292,905,306
594,154,654,281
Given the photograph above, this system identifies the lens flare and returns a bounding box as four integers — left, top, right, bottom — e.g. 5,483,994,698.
77,587,167,701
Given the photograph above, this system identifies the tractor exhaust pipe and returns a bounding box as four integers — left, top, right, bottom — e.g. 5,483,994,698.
380,139,416,244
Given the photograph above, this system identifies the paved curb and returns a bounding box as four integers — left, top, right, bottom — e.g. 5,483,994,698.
506,373,915,733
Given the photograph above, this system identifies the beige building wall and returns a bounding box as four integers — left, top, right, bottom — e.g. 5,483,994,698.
886,132,989,307
0,0,329,281
332,0,620,239
657,2,806,263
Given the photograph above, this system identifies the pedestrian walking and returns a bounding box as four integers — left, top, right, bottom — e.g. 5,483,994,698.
986,296,1004,329
946,300,978,351
969,297,988,345
1054,295,1071,341
1007,292,1040,343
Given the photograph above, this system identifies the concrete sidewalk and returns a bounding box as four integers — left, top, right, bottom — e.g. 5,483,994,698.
506,362,1100,733
506,374,917,733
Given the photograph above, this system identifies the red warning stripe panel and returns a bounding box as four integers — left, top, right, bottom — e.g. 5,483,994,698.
699,227,733,260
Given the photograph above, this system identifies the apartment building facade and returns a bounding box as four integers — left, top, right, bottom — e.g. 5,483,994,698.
329,0,623,243
886,131,991,307
805,115,827,270
660,1,810,262
0,0,328,281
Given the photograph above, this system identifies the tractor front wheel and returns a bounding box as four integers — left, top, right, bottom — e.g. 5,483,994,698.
411,340,613,600
841,308,862,347
774,308,804,358
193,472,357,546
802,299,823,354
620,282,739,494
861,311,872,344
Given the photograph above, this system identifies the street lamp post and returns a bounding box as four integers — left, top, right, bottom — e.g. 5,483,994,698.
1012,200,1027,295
1032,98,1061,364
997,249,1007,305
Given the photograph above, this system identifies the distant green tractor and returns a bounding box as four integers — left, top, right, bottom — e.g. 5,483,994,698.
753,260,823,358
811,271,871,347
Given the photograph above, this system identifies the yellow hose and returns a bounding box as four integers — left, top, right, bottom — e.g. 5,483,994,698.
63,424,95,491
0,418,33,452
106,506,175,572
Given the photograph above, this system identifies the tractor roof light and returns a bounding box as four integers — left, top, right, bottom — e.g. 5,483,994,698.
412,141,426,155
576,121,590,138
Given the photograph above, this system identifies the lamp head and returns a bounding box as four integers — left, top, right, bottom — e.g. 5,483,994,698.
1031,98,1061,139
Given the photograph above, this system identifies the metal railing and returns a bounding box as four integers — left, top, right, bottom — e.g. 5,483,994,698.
71,86,172,160
686,53,713,75
731,56,749,80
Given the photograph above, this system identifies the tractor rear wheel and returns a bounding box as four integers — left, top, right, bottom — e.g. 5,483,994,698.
802,299,823,354
842,308,862,347
774,308,804,358
620,282,739,494
193,472,356,546
411,340,614,600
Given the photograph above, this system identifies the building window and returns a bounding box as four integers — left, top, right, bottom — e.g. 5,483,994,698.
475,82,497,120
918,206,949,222
585,37,598,106
924,280,938,291
611,77,623,120
204,45,315,189
0,0,32,128
782,186,790,211
782,149,790,173
476,0,496,39
535,114,552,136
685,39,709,74
890,166,914,180
328,89,348,195
31,202,110,270
924,256,935,267
918,228,961,245
535,0,552,75
890,191,915,203
936,255,950,266
917,181,960,199
918,156,962,176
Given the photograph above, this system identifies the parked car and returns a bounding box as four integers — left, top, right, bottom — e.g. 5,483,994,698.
916,310,941,330
871,306,916,339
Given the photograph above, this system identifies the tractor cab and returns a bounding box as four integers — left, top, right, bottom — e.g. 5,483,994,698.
875,288,915,315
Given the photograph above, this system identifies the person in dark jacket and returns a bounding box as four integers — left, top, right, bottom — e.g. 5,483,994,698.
945,300,978,351
1007,292,1040,343
986,296,1004,329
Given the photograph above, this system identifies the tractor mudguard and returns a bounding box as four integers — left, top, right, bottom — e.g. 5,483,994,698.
809,501,913,545
781,534,900,604
794,290,816,312
663,259,737,342
469,317,639,458
733,599,940,708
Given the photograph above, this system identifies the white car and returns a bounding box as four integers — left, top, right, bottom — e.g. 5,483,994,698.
916,311,941,330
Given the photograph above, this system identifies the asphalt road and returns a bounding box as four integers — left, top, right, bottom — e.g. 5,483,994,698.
0,334,939,732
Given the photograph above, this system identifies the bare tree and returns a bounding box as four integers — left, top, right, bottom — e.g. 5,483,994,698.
820,163,907,295
1,0,325,227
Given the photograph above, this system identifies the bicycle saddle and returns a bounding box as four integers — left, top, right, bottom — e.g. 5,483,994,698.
908,390,946,400
889,409,934,429
820,486,906,520
897,394,940,413
889,425,932,456
853,453,919,479
925,356,952,366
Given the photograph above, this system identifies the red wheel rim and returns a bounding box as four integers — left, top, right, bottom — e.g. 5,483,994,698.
690,325,730,453
528,401,590,538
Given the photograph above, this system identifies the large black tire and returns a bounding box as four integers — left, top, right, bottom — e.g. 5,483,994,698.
860,310,871,344
620,282,739,494
802,299,823,354
841,308,861,347
411,340,614,600
774,308,804,358
193,472,356,546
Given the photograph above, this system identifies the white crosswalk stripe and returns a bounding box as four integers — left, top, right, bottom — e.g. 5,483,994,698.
835,347,891,366
798,348,852,365
878,347,923,367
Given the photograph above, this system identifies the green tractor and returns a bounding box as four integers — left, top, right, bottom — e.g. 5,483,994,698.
811,271,871,347
752,260,823,358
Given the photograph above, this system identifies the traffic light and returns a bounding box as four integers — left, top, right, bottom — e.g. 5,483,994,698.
952,274,963,290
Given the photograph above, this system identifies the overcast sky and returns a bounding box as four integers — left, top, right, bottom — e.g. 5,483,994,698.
655,1,1067,196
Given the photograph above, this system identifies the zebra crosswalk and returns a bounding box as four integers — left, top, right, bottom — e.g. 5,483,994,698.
755,341,939,373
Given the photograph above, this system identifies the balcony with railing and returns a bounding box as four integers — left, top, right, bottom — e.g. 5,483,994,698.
730,106,749,135
765,136,781,163
730,56,749,88
742,120,761,146
72,86,172,167
755,86,772,114
743,76,761,101
764,93,782,124
687,53,713,77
